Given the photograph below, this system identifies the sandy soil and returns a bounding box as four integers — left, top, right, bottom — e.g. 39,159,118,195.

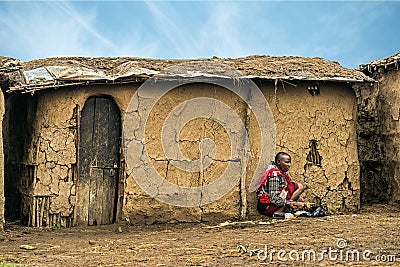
0,204,399,267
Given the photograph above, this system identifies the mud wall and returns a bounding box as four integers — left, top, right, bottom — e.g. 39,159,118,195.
0,91,4,230
354,82,386,203
16,80,359,227
247,80,360,216
357,68,400,204
18,85,135,227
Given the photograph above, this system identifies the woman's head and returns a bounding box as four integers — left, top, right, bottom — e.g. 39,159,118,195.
275,152,291,172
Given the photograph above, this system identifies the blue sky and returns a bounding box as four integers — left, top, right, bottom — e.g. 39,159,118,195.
0,1,399,69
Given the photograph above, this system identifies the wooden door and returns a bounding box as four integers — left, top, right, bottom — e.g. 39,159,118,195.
77,96,121,225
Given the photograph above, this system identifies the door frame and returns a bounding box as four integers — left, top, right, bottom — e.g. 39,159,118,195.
75,94,123,226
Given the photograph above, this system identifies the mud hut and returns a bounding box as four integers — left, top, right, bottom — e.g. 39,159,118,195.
0,90,4,230
0,91,3,230
0,56,372,227
358,51,400,204
0,56,17,230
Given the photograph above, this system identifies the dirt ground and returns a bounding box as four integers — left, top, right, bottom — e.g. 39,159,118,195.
0,204,399,267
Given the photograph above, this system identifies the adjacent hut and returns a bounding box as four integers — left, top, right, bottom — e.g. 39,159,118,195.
358,51,400,204
0,91,4,230
0,56,372,227
0,56,17,230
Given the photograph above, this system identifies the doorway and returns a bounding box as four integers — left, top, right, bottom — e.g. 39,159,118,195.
77,96,121,225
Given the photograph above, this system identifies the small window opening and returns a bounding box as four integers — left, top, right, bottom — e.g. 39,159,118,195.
307,140,322,166
307,84,320,96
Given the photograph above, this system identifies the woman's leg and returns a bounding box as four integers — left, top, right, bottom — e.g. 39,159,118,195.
290,183,304,201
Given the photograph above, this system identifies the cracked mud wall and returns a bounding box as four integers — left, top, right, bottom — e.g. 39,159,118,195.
354,82,385,203
129,83,245,224
376,70,400,204
357,68,400,204
20,83,244,226
18,80,360,227
0,91,4,229
19,85,136,227
247,80,360,216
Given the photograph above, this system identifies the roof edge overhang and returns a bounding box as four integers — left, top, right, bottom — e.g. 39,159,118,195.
358,51,400,74
5,74,374,94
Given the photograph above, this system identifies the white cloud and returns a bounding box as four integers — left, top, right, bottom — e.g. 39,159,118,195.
143,1,250,59
56,2,117,52
144,1,198,58
0,1,160,60
0,2,97,59
198,2,246,58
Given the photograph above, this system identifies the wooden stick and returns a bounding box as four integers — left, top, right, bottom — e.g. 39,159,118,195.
31,197,36,227
39,197,45,227
46,197,50,227
205,220,257,229
36,198,40,227
26,196,31,226
37,197,41,227
73,104,81,227
240,106,251,219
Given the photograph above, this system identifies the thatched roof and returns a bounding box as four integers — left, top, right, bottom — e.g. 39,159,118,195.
0,56,21,72
359,51,400,75
0,56,16,66
0,55,373,93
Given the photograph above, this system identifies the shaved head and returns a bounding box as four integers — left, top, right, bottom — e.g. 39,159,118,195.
275,152,291,164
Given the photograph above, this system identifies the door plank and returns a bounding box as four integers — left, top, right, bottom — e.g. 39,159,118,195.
79,96,120,226
77,97,95,225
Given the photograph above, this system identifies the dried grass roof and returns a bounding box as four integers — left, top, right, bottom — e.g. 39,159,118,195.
1,55,373,93
0,56,16,66
359,51,400,75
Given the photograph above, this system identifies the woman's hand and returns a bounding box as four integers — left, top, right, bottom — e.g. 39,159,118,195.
295,201,305,209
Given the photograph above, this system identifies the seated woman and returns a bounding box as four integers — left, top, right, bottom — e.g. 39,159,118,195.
256,151,309,219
